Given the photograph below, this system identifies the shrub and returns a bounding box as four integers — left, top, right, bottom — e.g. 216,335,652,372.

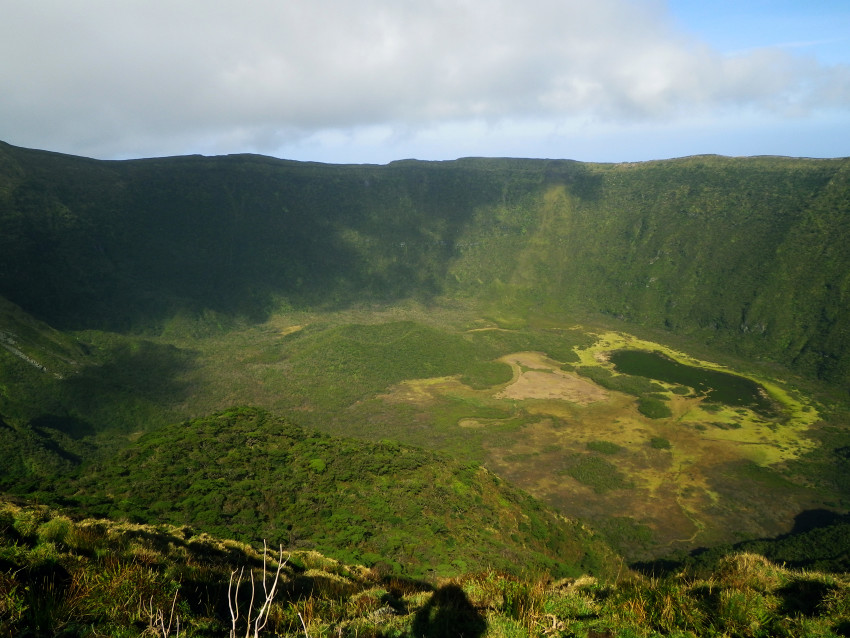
575,366,665,396
13,507,47,541
714,553,783,592
609,576,705,634
650,437,671,450
586,440,622,455
565,456,631,493
66,521,109,554
638,396,672,419
501,579,545,625
823,583,850,617
0,504,17,534
711,588,777,636
460,361,513,389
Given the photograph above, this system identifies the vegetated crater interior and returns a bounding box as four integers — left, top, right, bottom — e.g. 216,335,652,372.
0,141,848,576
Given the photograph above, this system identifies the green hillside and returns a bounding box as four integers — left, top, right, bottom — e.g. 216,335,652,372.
1,295,843,563
64,406,616,579
1,142,849,384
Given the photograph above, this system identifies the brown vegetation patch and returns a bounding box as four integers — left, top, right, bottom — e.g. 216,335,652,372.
362,340,820,561
496,352,608,404
378,376,464,405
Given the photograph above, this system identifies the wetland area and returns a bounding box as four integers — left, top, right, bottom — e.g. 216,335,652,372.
609,349,778,417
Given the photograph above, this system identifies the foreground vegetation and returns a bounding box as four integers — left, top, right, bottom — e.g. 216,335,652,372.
2,501,849,637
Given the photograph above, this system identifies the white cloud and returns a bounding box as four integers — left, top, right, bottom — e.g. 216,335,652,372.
1,0,847,161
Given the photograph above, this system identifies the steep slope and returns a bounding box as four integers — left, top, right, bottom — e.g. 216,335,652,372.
0,292,195,494
467,156,850,383
0,143,531,330
2,142,849,383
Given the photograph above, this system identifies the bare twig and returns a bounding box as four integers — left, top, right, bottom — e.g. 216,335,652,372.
298,611,310,637
229,566,244,638
146,590,180,637
228,541,288,638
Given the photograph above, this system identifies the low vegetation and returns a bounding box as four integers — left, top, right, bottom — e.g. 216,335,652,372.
637,396,673,419
0,307,841,563
2,501,849,637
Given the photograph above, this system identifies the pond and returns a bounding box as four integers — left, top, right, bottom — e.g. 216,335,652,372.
609,349,777,417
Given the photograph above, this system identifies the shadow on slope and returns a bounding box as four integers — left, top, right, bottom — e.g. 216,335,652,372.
0,145,554,331
634,509,850,576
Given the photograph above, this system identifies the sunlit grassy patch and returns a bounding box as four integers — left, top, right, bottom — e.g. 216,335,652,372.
6,495,850,637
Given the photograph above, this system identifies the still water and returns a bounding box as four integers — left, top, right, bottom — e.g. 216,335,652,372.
609,350,776,417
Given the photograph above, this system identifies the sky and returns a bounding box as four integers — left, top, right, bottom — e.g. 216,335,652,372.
1,0,849,165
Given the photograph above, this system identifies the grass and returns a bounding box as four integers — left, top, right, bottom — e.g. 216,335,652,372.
2,501,849,637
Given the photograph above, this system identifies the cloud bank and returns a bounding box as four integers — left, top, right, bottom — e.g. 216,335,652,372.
2,0,848,161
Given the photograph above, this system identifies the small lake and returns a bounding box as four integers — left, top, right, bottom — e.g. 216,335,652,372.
609,350,777,417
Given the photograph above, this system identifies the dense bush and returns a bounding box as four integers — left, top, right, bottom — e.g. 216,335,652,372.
638,396,673,419
66,407,617,580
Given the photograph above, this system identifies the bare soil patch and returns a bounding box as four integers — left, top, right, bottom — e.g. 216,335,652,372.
496,352,608,404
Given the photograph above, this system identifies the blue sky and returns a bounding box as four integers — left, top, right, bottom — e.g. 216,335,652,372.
669,0,850,65
1,0,848,164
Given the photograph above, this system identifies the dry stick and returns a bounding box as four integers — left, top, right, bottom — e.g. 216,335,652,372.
159,589,180,638
229,566,245,638
245,568,257,638
228,541,289,638
147,590,180,638
251,541,288,638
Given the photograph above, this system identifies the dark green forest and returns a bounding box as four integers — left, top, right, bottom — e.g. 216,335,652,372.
66,407,615,579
